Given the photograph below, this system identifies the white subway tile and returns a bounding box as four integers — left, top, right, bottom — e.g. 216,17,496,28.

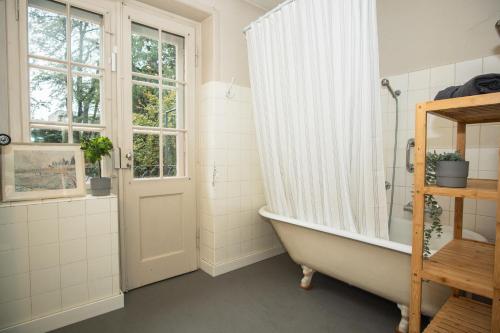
0,223,28,251
479,124,500,148
455,59,483,85
88,256,112,280
85,198,110,215
483,55,500,73
110,197,118,212
0,248,29,277
28,219,58,246
87,234,112,259
111,254,119,276
86,213,111,236
30,243,59,271
59,215,85,241
30,266,60,295
60,238,86,265
112,275,120,295
111,233,119,255
478,148,499,171
31,290,61,318
61,261,87,288
0,206,27,225
0,298,31,329
430,64,455,88
0,273,30,303
476,200,496,218
88,276,112,301
28,203,58,221
409,69,430,90
62,284,88,309
110,211,119,233
58,200,85,218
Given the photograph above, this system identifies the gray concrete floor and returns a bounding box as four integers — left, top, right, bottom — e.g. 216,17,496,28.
52,254,402,333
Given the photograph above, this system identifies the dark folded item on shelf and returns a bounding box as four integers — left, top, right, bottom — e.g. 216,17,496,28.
434,73,500,100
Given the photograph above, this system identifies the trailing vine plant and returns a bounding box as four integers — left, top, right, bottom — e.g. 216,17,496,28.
422,151,464,257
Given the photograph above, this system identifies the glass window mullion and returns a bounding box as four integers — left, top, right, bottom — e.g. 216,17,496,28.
158,29,164,178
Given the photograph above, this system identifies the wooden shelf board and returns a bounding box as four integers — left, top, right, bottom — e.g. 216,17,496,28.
424,296,491,333
423,179,498,201
420,92,500,124
422,239,494,298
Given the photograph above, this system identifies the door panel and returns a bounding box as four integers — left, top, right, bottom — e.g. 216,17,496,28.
121,6,196,290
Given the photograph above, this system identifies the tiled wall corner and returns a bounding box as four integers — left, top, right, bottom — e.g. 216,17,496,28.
0,195,120,330
382,54,500,242
198,82,282,271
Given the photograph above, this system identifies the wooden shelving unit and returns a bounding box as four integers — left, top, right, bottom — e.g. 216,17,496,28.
410,92,500,333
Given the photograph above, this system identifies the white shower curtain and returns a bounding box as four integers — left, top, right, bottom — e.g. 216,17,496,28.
246,0,389,239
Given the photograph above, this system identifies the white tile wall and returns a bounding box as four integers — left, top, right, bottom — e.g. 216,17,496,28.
198,82,282,268
0,195,120,330
382,54,500,242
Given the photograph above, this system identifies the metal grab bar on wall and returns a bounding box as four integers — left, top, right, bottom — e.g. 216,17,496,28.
406,138,415,173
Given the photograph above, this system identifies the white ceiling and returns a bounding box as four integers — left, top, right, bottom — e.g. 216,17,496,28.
244,0,284,11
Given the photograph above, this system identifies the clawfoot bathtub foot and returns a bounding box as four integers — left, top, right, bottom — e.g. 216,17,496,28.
300,265,315,289
396,304,409,333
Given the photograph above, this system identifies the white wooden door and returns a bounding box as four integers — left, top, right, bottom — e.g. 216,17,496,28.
121,6,196,290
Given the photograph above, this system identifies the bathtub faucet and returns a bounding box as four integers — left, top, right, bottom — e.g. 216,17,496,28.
403,201,443,217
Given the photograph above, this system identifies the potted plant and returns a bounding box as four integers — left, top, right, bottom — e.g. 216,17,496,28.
80,136,113,196
427,151,469,188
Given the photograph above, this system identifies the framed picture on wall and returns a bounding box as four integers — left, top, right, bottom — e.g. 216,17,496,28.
1,143,86,202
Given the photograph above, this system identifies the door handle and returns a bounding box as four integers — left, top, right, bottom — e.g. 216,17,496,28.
125,152,132,160
406,138,415,173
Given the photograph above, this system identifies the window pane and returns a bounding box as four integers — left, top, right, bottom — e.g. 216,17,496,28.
133,133,159,178
72,75,101,124
30,68,68,122
29,57,66,69
163,135,176,177
132,84,159,127
131,23,158,76
162,84,184,129
71,7,102,66
161,31,184,80
28,0,67,60
30,128,68,143
162,88,176,128
73,130,100,179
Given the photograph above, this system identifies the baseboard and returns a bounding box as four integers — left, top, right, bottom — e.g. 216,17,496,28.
200,246,285,277
1,293,124,333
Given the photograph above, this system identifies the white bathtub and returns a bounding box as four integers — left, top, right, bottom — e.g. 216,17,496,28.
259,206,487,333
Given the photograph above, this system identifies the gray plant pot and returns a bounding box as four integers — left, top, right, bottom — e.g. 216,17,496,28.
90,177,111,196
436,160,469,188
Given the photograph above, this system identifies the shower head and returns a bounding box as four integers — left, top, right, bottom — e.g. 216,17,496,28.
381,78,401,100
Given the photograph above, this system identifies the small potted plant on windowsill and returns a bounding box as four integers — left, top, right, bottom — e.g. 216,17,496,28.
81,136,113,196
427,151,469,188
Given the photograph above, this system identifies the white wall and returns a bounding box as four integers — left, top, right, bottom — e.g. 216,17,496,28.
377,0,500,76
381,54,500,242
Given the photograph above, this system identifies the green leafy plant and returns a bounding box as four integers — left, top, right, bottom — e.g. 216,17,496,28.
80,136,113,178
423,151,464,256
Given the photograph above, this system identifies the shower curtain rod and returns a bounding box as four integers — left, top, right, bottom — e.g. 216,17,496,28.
243,0,296,33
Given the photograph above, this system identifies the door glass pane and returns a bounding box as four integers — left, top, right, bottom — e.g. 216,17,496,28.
132,84,159,127
133,133,159,178
161,31,184,81
30,128,68,143
162,88,176,128
131,23,158,76
28,0,67,60
71,7,102,66
29,68,68,122
72,75,101,124
163,135,176,177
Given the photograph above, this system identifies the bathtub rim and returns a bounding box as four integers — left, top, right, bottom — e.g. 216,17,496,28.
259,206,413,255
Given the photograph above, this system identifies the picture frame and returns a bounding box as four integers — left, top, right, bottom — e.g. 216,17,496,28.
1,143,86,202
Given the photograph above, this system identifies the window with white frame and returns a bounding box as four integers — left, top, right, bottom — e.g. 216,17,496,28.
26,0,107,177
